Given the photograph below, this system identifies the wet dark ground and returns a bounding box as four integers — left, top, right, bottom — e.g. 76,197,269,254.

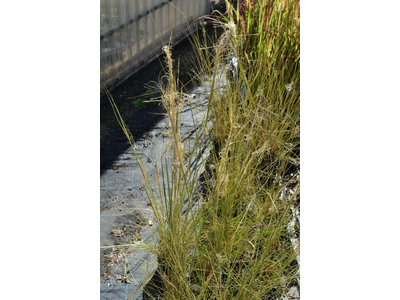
101,35,196,145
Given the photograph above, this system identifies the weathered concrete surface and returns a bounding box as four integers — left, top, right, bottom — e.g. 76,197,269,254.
100,83,214,299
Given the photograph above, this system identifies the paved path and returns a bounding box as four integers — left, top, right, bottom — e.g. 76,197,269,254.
100,83,214,299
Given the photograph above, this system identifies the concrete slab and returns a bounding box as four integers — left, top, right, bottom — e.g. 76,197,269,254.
101,82,214,299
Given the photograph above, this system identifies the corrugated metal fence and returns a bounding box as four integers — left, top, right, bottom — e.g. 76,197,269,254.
100,0,220,92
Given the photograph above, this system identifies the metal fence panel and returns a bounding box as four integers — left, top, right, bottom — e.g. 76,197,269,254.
100,0,214,92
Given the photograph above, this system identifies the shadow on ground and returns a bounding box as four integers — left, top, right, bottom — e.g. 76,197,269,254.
100,35,201,176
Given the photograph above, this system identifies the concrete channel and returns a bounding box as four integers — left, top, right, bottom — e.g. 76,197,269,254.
100,55,228,299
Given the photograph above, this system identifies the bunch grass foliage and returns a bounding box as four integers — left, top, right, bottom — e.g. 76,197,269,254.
106,0,300,298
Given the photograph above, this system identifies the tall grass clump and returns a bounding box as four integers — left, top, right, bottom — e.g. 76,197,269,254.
179,1,300,298
107,0,300,298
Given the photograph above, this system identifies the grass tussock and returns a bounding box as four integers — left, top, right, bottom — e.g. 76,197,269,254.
106,0,300,299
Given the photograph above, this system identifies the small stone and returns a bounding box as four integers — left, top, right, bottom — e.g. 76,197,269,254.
111,228,125,237
285,82,294,92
